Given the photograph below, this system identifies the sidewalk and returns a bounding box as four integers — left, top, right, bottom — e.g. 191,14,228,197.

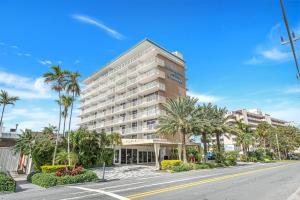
92,164,160,180
12,174,43,193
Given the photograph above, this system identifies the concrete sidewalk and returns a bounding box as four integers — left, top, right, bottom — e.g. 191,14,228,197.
12,174,43,193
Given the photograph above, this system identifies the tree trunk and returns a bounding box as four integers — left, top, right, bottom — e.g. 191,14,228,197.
181,132,187,163
0,105,5,132
202,132,208,163
263,139,266,155
216,132,221,153
67,92,75,166
62,116,67,138
52,90,62,166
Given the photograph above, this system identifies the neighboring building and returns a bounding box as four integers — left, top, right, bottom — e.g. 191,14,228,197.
217,108,291,151
226,108,291,128
79,39,187,167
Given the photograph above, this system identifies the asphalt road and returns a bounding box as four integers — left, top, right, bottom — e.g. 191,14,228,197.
1,162,300,200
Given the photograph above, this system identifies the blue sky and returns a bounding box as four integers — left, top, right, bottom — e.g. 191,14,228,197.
0,0,299,131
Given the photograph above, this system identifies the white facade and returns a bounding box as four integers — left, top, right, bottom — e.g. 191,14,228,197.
79,38,186,144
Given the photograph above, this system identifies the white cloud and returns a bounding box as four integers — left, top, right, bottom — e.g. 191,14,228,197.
74,59,80,64
0,71,52,99
260,48,290,61
187,91,221,103
4,106,80,132
245,23,293,65
39,59,52,65
244,56,263,65
10,45,19,49
72,14,125,40
285,86,300,94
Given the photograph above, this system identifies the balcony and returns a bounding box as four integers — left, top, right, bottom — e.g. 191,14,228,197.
138,69,165,84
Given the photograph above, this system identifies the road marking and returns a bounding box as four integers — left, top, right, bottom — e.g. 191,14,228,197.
110,173,221,193
68,190,94,195
67,186,130,200
127,163,294,199
102,181,146,190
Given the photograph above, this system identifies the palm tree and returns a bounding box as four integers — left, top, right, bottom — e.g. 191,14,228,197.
234,120,255,156
197,103,215,162
65,72,80,166
256,122,272,154
13,129,35,156
0,90,19,131
43,65,69,165
157,96,201,163
66,72,80,135
210,106,231,153
60,95,73,137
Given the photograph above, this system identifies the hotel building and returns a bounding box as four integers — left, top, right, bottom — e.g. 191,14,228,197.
79,39,187,167
218,108,291,151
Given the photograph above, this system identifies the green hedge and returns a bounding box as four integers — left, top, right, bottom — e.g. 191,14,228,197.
31,169,98,188
0,172,16,192
41,165,71,173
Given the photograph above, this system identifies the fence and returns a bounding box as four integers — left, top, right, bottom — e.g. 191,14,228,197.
0,147,20,172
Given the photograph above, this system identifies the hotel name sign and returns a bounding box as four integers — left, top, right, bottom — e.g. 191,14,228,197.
165,65,184,84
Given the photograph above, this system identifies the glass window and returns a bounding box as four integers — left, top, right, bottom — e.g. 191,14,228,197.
139,151,143,163
114,150,120,163
148,152,152,162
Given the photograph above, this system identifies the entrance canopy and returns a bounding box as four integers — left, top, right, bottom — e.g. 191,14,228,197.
121,139,197,169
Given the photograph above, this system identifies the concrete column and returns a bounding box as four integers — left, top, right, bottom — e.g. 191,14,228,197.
178,144,182,161
154,143,160,170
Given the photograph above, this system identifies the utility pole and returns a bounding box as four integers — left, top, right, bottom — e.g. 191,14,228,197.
279,0,300,79
275,132,281,160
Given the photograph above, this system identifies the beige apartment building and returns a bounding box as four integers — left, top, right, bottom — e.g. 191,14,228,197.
79,39,187,167
218,108,291,151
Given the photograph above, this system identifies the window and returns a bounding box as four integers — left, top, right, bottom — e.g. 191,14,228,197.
132,122,137,131
132,110,137,119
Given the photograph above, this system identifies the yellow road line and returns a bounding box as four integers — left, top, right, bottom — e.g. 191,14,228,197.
126,163,295,199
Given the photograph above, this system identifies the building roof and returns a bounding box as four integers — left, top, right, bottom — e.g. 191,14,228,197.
83,38,184,83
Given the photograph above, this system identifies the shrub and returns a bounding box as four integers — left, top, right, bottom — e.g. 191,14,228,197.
171,163,193,172
206,162,218,168
31,169,98,188
0,172,16,192
41,165,71,173
161,160,183,170
215,152,226,163
55,150,78,166
55,166,83,177
224,151,238,165
27,171,38,183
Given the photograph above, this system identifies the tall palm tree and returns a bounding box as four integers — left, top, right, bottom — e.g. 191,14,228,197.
60,95,73,137
256,122,272,154
234,120,255,156
0,90,19,131
65,72,80,166
197,103,215,162
210,106,231,153
43,65,69,165
157,96,201,163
